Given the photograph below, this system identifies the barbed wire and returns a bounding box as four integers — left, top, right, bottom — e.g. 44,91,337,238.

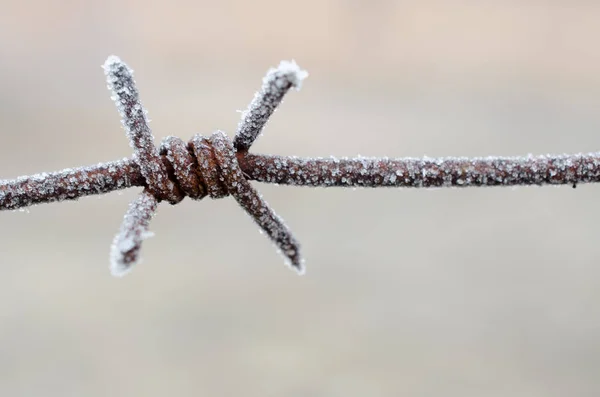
2,56,599,276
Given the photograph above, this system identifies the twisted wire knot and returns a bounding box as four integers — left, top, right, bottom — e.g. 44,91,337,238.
156,132,235,204
104,55,307,276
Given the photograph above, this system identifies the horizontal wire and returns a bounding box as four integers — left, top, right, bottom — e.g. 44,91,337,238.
237,152,600,188
2,54,598,276
0,159,143,210
3,150,600,212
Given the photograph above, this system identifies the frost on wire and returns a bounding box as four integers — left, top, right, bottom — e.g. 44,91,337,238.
102,56,305,276
3,56,600,278
110,190,157,276
103,56,178,203
210,131,303,273
0,159,142,210
238,153,600,188
234,60,308,152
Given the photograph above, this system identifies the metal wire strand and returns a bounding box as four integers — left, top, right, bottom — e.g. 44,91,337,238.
1,55,599,276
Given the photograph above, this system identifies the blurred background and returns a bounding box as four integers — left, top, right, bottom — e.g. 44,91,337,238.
1,1,600,396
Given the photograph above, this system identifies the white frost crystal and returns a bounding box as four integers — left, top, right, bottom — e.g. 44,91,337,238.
234,60,308,152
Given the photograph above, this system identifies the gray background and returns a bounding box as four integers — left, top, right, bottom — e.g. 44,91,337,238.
1,1,600,396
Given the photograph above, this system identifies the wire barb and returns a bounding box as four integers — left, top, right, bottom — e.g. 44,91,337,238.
103,56,179,203
101,56,306,275
234,60,307,152
110,189,158,276
1,55,600,277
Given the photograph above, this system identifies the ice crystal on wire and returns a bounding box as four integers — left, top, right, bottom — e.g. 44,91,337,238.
234,60,308,152
235,152,600,189
103,55,176,203
110,190,157,276
103,55,306,276
210,131,304,273
3,54,600,279
0,159,142,210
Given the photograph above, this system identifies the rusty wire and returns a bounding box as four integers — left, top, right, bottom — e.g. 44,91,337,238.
2,56,600,276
